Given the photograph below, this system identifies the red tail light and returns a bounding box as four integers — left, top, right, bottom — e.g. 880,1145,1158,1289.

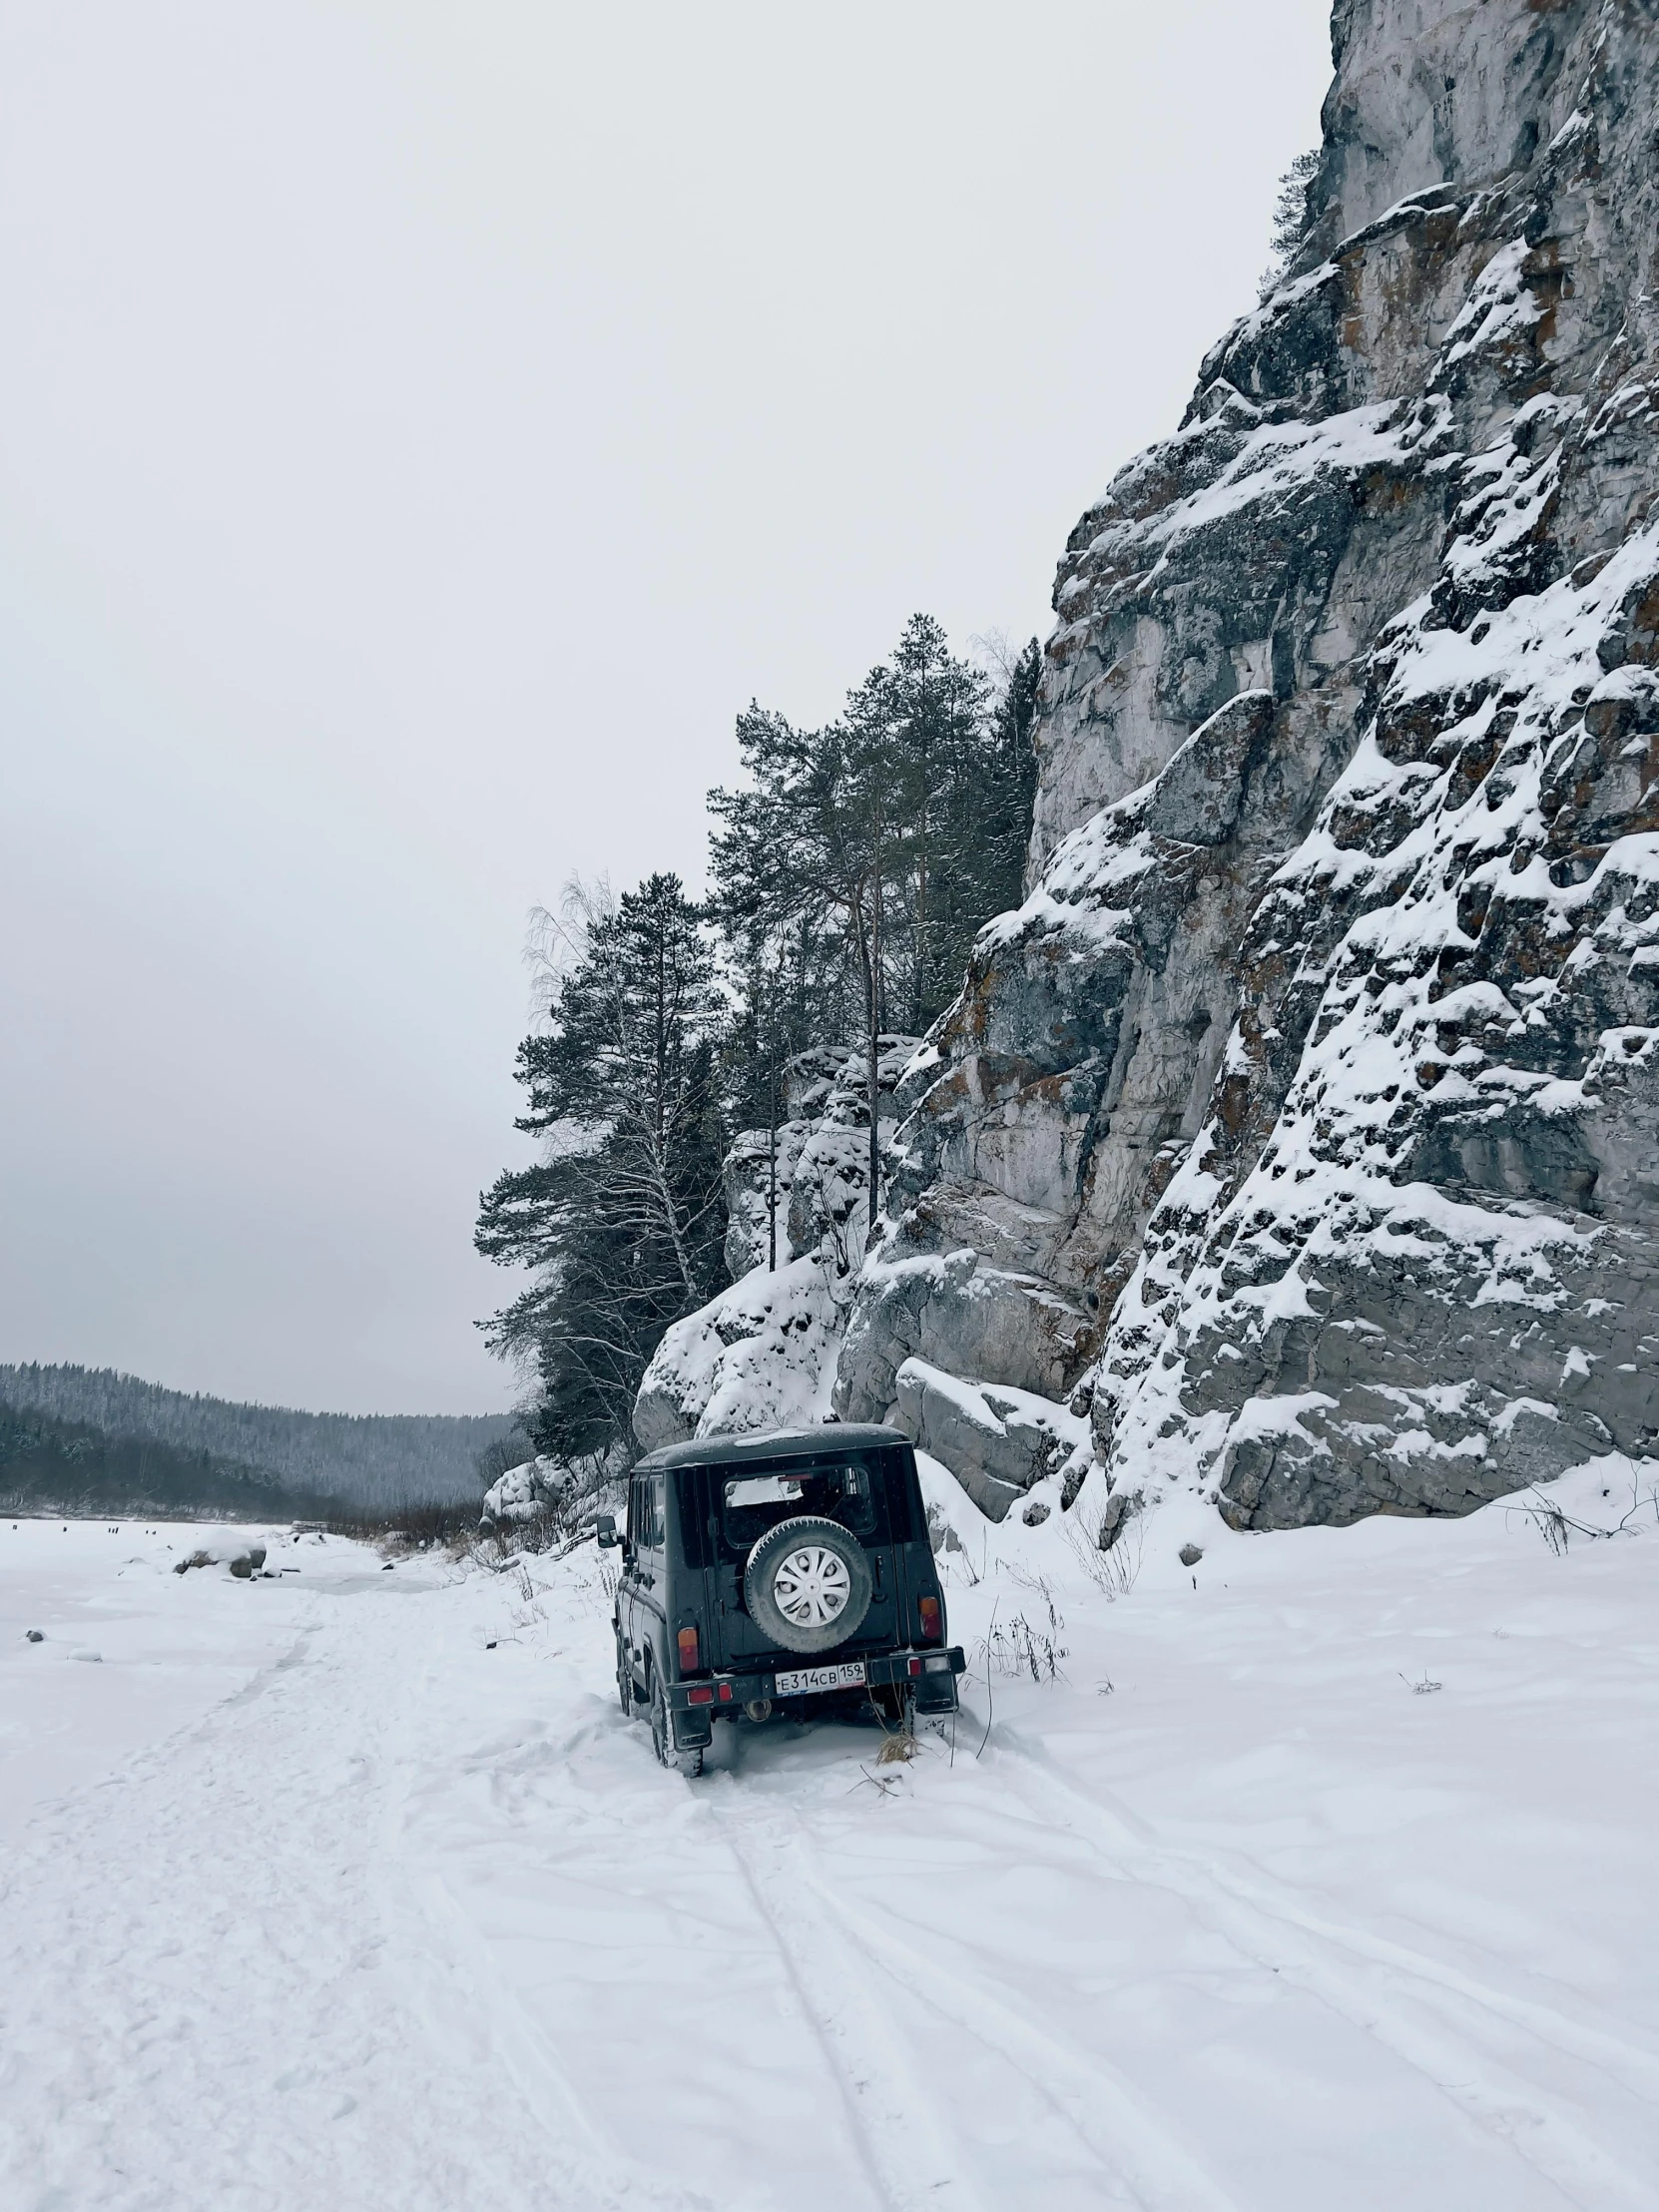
686,1684,715,1706
918,1595,942,1644
677,1625,700,1673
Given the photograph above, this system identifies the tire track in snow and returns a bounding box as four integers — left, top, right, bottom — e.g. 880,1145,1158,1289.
999,1720,1659,2096
708,1796,1000,2212
993,1730,1659,2212
710,1788,1247,2212
216,1629,314,1710
402,1870,721,2212
0,1592,618,2212
785,1832,1246,2212
381,1647,720,2212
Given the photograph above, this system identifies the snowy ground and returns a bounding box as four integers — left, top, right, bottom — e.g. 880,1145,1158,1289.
2,1473,1657,2212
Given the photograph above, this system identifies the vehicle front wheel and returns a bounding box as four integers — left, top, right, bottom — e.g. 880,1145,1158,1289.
649,1671,704,1779
615,1629,634,1717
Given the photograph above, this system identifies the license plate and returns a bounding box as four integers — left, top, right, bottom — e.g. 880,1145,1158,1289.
774,1660,866,1697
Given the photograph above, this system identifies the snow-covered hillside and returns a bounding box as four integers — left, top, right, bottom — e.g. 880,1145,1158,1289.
3,1475,1657,2209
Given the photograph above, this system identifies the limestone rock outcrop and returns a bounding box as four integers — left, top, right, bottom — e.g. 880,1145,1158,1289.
843,0,1659,1529
889,1359,1091,1523
635,1040,917,1452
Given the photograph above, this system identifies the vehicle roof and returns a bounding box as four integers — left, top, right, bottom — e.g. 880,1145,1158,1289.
634,1423,909,1473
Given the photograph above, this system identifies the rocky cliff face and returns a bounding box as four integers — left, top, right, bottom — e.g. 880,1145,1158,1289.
634,1041,918,1453
836,0,1659,1532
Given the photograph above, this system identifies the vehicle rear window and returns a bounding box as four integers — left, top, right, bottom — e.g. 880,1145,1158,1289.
717,1456,892,1555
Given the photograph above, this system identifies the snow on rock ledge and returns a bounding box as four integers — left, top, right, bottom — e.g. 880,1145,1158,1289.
849,0,1659,1534
891,1358,1090,1523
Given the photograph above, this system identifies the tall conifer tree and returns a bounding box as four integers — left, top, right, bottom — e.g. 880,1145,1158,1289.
475,874,727,1465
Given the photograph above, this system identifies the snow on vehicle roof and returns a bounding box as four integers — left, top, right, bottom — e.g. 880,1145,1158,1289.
634,1423,907,1472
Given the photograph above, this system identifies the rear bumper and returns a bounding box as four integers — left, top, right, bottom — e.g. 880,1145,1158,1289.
668,1645,966,1744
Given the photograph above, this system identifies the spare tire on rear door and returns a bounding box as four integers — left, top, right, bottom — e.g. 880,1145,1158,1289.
744,1515,872,1655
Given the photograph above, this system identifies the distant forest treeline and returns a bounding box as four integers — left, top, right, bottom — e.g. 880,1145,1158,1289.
0,1398,344,1522
0,1365,519,1510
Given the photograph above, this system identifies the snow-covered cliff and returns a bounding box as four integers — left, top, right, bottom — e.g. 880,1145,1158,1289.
841,0,1659,1532
645,0,1659,1545
634,1041,918,1451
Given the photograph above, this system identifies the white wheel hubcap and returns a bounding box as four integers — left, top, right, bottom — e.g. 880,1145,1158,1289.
773,1544,850,1627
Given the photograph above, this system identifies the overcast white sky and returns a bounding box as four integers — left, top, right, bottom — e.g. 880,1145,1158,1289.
1,1,1331,1415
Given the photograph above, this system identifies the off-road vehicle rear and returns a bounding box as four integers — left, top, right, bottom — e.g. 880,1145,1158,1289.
601,1424,965,1775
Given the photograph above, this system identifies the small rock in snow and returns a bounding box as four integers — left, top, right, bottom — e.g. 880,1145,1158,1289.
25,1629,44,1642
1179,1543,1204,1567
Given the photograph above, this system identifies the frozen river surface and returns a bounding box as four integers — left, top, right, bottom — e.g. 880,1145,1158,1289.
2,1466,1657,2211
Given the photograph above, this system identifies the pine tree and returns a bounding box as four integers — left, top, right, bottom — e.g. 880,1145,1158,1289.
709,621,1044,1221
885,614,991,1031
973,632,1042,914
710,704,898,1229
919,631,1038,1014
475,874,728,1465
1260,148,1321,297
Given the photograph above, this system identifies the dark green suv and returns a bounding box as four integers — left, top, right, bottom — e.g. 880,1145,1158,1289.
600,1424,966,1775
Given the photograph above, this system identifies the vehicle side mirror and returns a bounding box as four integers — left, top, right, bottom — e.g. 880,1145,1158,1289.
594,1514,620,1549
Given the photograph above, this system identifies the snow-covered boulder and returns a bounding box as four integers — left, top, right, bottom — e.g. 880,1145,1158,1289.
890,1358,1090,1521
634,1257,841,1451
480,1456,571,1527
834,1247,1098,1421
172,1543,267,1576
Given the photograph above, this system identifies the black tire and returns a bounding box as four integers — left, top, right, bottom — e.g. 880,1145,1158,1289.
615,1626,633,1717
649,1671,705,1779
744,1515,872,1656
